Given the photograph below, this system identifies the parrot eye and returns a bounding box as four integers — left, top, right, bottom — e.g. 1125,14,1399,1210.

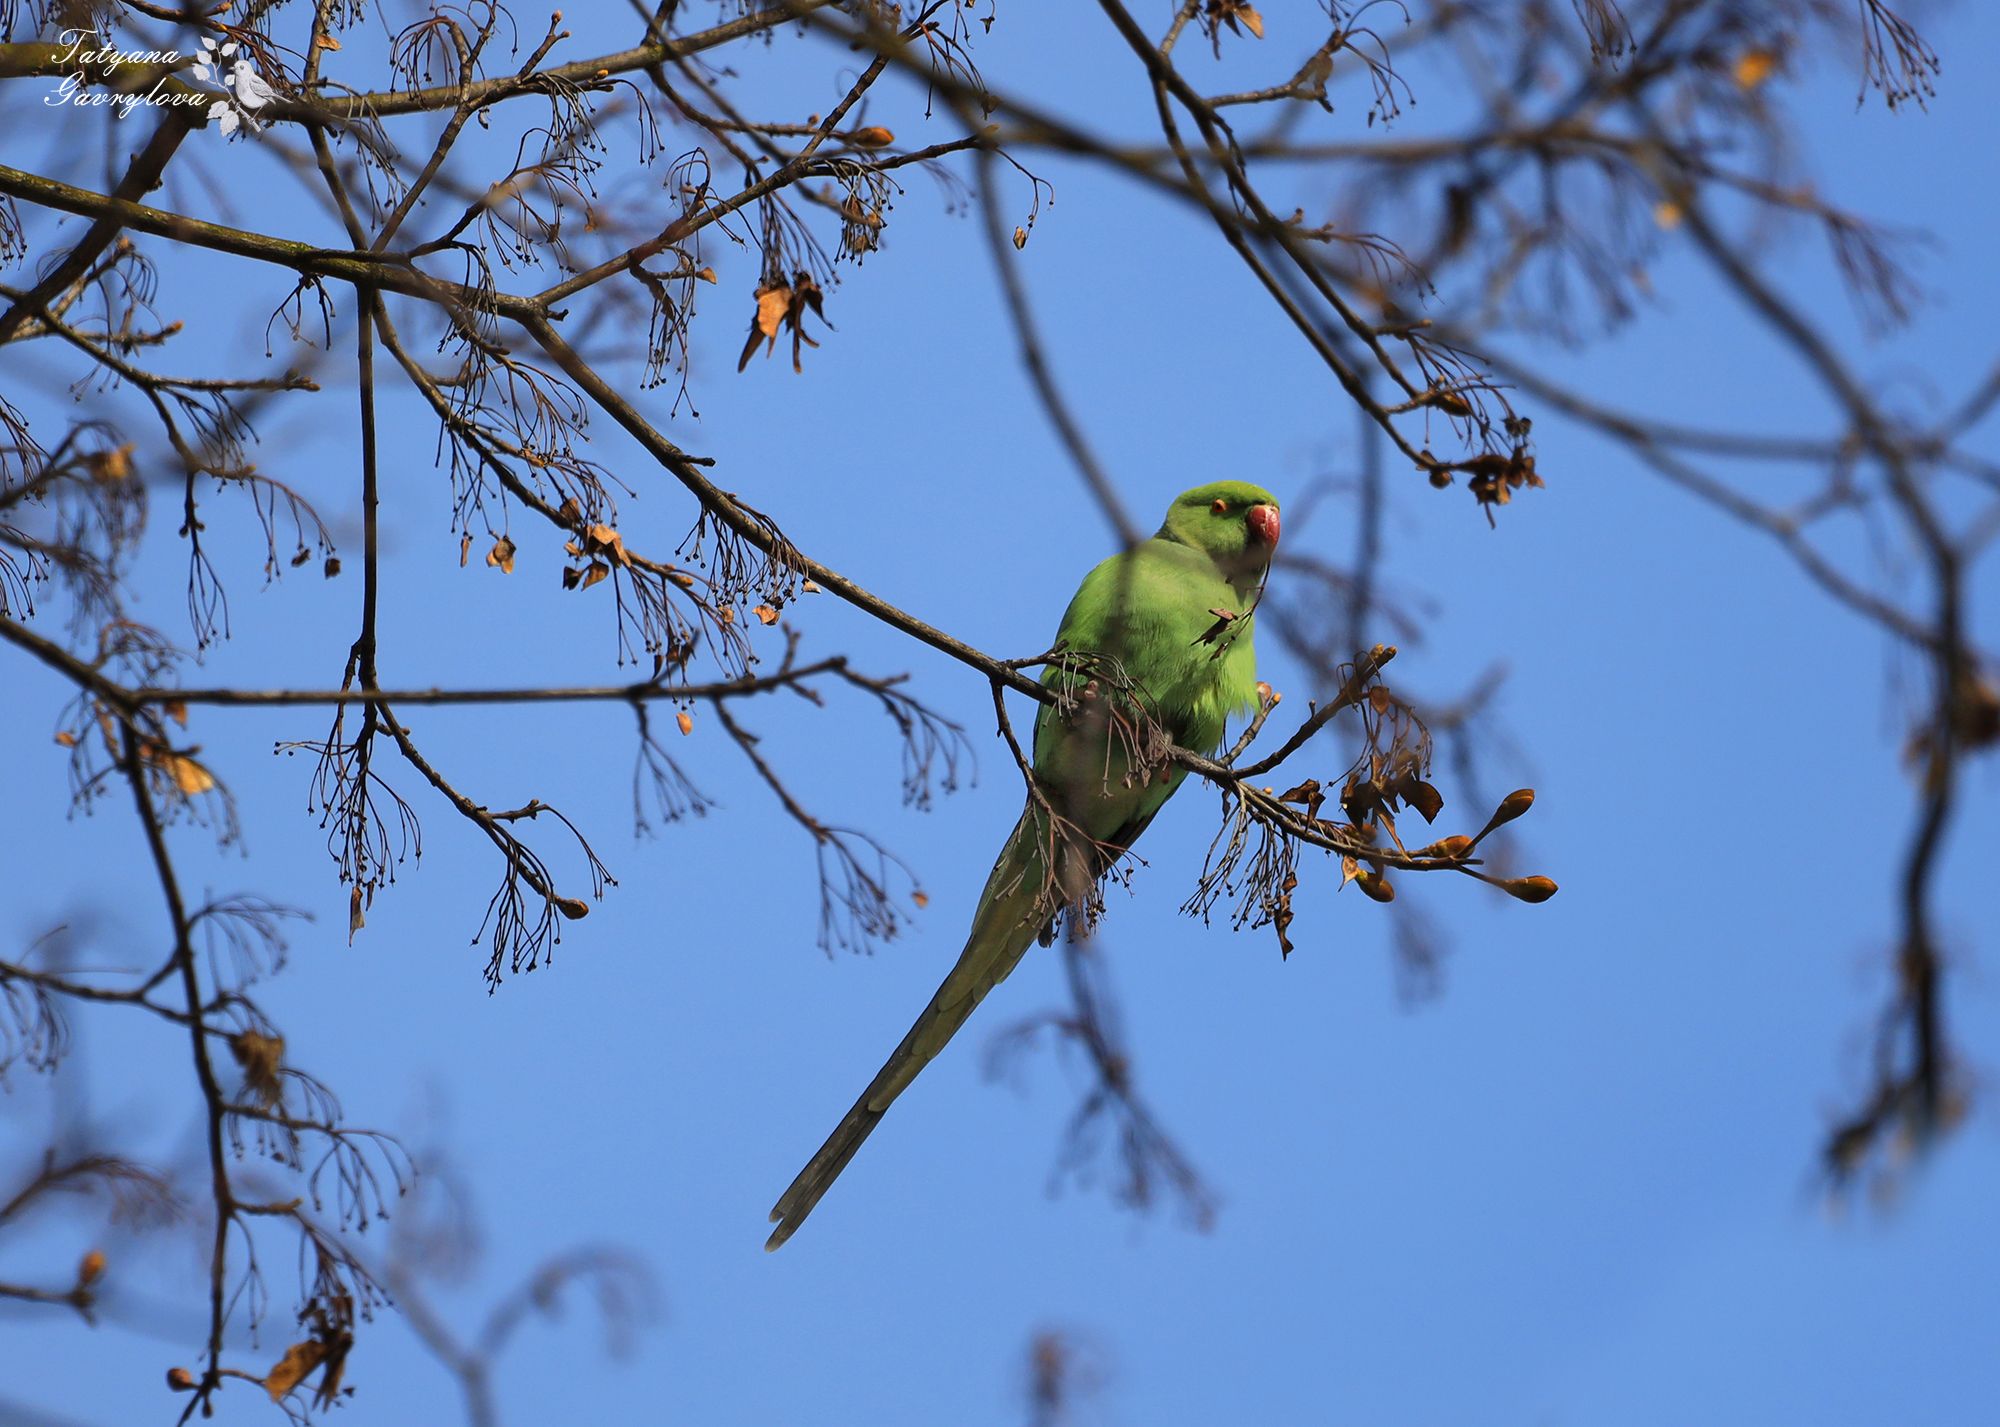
1210,498,1229,515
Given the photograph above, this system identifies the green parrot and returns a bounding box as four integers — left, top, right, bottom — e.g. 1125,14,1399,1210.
765,480,1281,1250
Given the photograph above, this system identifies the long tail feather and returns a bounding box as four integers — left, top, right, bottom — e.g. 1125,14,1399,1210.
765,811,1047,1250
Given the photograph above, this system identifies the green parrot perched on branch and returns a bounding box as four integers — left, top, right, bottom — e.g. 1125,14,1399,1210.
765,481,1281,1249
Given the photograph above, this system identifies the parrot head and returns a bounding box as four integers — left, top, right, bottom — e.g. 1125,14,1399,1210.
1160,480,1280,588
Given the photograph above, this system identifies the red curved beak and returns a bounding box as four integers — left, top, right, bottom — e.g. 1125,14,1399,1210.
1247,504,1280,547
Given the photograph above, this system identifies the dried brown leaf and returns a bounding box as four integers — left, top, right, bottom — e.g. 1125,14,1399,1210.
167,752,215,795
738,281,793,371
264,1340,328,1402
586,523,632,566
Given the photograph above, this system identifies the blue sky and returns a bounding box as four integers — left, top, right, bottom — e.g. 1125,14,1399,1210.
3,3,1997,1424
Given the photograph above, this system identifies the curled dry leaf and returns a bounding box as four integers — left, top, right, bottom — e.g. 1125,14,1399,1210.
1209,0,1264,42
486,535,517,574
586,524,633,566
264,1340,328,1402
753,603,780,626
676,710,694,736
1278,778,1327,820
166,752,216,796
1401,777,1443,823
739,281,793,371
736,272,832,373
1460,439,1544,522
